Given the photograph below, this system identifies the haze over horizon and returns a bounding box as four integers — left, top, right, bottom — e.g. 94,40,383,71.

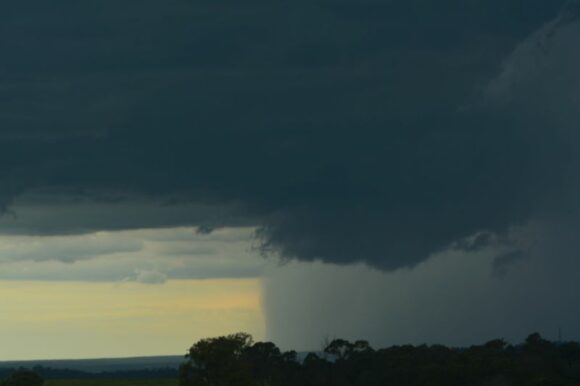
1,0,580,360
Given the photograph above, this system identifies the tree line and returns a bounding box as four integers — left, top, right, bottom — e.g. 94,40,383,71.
179,332,580,386
0,367,177,385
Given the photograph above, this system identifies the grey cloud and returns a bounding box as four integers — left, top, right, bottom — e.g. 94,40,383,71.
263,234,580,350
453,232,497,253
0,0,577,271
492,250,529,278
155,244,216,257
0,227,264,281
133,270,168,285
0,234,143,264
0,195,252,235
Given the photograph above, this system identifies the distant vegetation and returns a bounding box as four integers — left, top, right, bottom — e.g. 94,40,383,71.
180,332,580,386
0,369,178,386
45,380,177,386
1,368,44,386
0,367,177,386
4,332,580,386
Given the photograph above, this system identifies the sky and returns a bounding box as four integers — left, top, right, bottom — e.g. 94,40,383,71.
1,0,580,360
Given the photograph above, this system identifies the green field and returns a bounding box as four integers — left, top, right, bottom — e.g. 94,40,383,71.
45,379,178,386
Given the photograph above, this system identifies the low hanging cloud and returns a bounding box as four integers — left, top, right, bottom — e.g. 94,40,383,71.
132,269,168,285
0,232,143,264
0,227,265,282
0,0,578,271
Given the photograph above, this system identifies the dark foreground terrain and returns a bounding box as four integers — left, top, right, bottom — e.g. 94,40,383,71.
0,356,183,374
45,380,177,386
179,332,580,386
3,332,580,386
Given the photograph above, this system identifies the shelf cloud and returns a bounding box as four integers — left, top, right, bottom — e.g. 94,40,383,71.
0,0,578,272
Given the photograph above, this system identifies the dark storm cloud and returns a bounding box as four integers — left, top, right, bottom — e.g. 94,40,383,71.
0,0,576,269
492,250,529,278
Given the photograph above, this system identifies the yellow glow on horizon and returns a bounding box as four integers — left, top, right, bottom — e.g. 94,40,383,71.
0,279,264,361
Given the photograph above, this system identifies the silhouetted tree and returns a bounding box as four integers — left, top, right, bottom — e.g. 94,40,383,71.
324,339,354,361
180,332,580,386
242,341,284,385
180,332,254,386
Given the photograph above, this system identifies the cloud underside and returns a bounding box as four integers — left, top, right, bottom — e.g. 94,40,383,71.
0,227,264,282
0,0,579,270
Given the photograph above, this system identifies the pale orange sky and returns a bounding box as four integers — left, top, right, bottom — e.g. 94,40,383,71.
0,279,265,360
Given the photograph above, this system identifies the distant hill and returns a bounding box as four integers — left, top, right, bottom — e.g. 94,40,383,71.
0,355,184,373
0,352,319,375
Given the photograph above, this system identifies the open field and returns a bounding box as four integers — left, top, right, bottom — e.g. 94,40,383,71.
45,379,178,386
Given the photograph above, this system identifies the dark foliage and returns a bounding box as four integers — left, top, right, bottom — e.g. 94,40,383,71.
180,333,580,386
0,367,177,381
1,368,44,386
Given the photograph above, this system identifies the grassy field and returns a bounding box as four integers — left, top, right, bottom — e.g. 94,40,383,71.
45,379,178,386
